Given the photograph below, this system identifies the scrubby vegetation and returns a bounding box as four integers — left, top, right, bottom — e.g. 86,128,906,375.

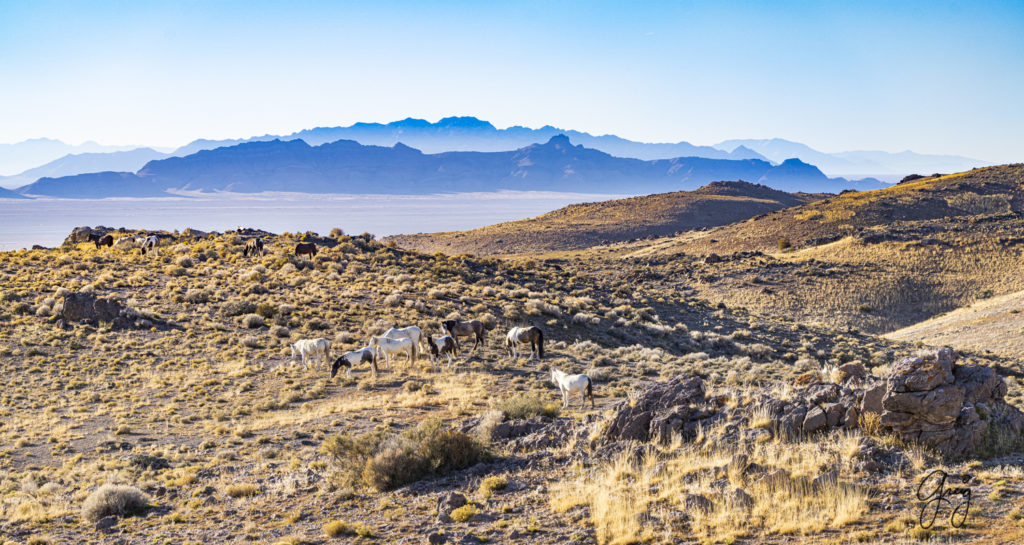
3,186,1024,544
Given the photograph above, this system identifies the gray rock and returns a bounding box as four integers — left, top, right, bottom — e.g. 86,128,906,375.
838,362,867,381
756,469,789,489
604,375,706,443
95,516,118,531
727,487,754,510
436,491,467,523
861,385,885,415
802,406,827,433
812,470,839,489
683,494,713,514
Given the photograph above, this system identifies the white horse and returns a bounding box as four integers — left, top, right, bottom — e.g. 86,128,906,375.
382,325,423,360
141,235,160,256
290,338,330,369
551,368,595,409
115,235,146,248
331,346,377,379
369,336,416,369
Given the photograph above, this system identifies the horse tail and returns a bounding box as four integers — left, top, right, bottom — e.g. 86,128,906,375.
586,376,594,408
537,328,544,359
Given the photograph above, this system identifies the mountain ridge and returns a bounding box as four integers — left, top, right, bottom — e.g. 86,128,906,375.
17,135,886,198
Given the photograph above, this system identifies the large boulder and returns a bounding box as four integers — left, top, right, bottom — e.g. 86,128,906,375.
604,375,709,443
58,292,138,329
879,347,1023,458
65,226,100,244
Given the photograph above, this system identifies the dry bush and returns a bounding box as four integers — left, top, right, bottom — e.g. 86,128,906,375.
81,484,150,522
240,314,265,329
493,395,560,420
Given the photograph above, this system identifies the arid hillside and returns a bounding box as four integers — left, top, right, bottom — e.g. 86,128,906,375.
4,229,1024,544
607,165,1024,337
385,181,822,255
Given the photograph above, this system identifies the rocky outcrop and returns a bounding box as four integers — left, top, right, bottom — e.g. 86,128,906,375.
879,347,1024,458
65,226,101,244
604,375,713,443
58,292,139,329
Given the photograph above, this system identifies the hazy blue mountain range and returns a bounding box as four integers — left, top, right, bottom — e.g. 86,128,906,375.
0,148,169,189
714,138,991,180
18,135,886,198
0,138,144,177
169,116,769,161
0,186,28,199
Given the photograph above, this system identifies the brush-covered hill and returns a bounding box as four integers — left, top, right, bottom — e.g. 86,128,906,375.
387,181,823,255
618,164,1024,337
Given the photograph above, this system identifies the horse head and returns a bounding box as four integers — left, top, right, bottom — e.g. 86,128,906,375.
330,356,351,378
426,336,439,358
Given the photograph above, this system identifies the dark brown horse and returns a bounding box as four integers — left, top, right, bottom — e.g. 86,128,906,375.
244,237,264,257
441,319,486,351
295,242,317,258
90,234,113,249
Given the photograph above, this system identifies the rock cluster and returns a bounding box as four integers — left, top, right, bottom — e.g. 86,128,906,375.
879,347,1023,458
604,375,715,444
58,292,139,329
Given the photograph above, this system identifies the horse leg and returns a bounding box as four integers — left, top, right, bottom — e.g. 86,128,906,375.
561,387,569,409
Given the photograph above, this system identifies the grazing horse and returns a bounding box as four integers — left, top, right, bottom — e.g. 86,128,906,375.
243,237,265,257
505,326,544,360
295,242,317,258
382,325,423,360
331,346,378,379
425,335,459,369
91,234,113,249
140,235,160,256
369,336,416,369
551,368,595,409
290,338,330,369
441,319,486,351
115,235,145,248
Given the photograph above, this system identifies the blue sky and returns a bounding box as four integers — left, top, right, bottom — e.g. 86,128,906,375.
1,0,1022,161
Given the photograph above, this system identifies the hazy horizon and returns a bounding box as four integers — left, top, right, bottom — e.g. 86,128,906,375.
1,1,1022,163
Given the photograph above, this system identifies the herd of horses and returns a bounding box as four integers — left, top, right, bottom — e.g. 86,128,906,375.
79,233,594,409
297,320,591,409
86,233,317,260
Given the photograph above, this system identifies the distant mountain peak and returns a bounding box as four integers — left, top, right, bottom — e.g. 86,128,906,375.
545,134,573,147
436,116,496,130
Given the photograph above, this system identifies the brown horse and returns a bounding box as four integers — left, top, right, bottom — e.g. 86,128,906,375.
295,242,317,258
90,234,113,249
506,326,544,359
441,319,486,351
244,238,265,257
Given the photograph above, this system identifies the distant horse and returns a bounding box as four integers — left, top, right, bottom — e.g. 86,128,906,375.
244,238,265,257
290,337,330,369
115,235,145,248
369,336,416,369
90,234,113,249
441,319,486,351
506,326,544,360
295,242,317,258
551,368,594,409
382,325,423,360
331,346,378,379
426,335,458,369
141,236,160,256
